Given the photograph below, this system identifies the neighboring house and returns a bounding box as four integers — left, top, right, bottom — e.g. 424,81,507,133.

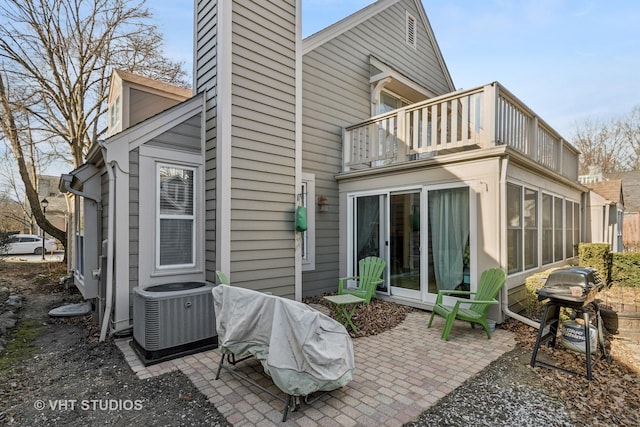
34,175,67,236
606,170,640,251
61,0,589,339
583,180,624,252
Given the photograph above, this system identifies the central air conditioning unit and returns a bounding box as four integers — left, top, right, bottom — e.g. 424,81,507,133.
132,282,218,366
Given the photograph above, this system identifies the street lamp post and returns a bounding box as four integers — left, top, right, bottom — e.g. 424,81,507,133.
41,198,49,261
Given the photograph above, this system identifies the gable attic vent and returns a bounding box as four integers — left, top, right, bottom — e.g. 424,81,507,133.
406,12,417,49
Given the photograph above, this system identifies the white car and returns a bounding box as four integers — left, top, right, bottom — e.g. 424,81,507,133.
2,234,58,255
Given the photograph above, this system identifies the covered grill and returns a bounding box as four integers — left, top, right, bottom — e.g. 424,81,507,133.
536,266,604,306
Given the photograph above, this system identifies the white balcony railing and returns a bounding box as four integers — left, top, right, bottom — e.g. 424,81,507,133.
343,82,579,180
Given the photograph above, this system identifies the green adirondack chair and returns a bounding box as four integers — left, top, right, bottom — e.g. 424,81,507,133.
338,256,386,304
427,268,506,341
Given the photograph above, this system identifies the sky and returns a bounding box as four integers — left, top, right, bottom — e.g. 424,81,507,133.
148,0,640,140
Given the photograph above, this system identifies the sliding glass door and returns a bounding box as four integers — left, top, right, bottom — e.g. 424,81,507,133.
349,185,470,303
352,194,387,292
389,192,421,299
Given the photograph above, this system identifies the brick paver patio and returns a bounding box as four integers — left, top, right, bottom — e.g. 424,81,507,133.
116,310,515,426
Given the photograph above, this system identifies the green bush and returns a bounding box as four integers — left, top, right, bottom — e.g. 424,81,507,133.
578,243,612,284
523,270,551,319
611,252,640,288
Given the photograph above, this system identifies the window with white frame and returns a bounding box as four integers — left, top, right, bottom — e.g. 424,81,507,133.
75,196,85,276
157,164,195,268
109,96,120,133
542,193,553,265
507,183,522,274
507,183,539,273
565,200,580,258
301,173,315,271
508,184,580,275
524,188,538,270
554,196,564,261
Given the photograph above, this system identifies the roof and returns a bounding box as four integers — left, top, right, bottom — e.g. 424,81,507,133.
606,170,640,212
586,179,624,205
112,69,192,99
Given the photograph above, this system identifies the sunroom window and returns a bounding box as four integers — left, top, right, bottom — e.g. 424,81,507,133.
157,164,195,268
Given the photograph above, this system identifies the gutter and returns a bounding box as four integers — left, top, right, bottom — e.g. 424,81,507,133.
99,141,117,342
499,154,541,330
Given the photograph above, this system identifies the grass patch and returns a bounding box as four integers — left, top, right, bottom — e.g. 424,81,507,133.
0,319,45,372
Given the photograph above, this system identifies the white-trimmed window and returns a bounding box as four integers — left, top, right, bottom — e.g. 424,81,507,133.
524,188,538,270
109,96,120,134
507,183,523,274
542,193,553,265
565,200,580,258
75,196,85,277
157,164,196,268
508,183,544,274
554,196,564,261
301,173,316,271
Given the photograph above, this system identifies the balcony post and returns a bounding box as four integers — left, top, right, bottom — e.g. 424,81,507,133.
342,127,351,172
483,83,498,147
530,116,539,161
397,110,408,163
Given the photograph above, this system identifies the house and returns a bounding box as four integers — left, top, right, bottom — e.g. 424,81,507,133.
606,170,640,251
35,175,67,237
60,0,588,340
583,180,624,252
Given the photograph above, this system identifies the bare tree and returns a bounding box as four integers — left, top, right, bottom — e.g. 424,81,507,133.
0,0,189,248
572,116,629,176
619,106,640,171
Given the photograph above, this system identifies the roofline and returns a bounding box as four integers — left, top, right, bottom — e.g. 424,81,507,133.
112,69,192,99
414,1,455,91
103,92,204,153
84,93,204,163
301,0,455,91
303,0,401,55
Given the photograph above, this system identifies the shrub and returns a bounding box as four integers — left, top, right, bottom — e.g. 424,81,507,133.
578,243,612,284
611,252,640,288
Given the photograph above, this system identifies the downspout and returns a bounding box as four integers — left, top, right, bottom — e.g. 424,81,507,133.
100,141,116,342
499,154,540,329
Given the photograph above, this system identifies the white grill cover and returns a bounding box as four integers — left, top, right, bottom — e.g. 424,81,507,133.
212,285,354,396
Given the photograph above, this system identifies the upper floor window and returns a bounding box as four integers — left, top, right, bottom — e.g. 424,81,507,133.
108,96,120,134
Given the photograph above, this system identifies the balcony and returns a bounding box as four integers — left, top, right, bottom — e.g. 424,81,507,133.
343,82,579,180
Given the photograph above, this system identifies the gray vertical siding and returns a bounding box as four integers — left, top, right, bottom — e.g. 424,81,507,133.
195,0,218,282
229,0,297,296
301,0,453,295
129,149,139,290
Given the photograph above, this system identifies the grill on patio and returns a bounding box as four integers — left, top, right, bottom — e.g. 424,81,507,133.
530,267,610,380
536,267,604,306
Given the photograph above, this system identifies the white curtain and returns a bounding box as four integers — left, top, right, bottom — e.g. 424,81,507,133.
429,188,469,290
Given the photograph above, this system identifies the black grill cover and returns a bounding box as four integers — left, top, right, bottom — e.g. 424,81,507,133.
536,267,604,304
